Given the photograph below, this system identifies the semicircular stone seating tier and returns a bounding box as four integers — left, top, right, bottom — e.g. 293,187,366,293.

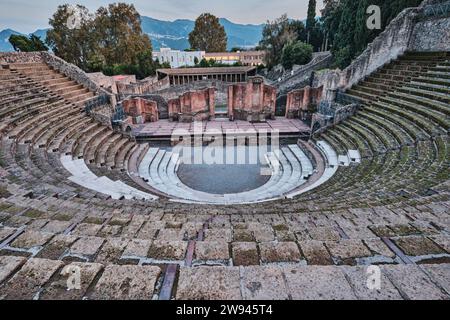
136,141,349,205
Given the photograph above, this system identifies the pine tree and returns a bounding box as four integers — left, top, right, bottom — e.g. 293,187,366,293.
306,0,317,31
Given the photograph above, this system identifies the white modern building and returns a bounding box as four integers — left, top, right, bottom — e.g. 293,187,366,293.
153,48,205,68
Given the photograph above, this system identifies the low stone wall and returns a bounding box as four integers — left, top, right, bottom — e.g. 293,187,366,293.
117,77,170,97
274,52,333,96
0,52,44,65
317,0,450,98
409,16,450,52
40,52,117,107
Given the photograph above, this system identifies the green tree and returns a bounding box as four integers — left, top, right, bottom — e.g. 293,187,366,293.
189,13,227,52
46,3,156,79
259,14,297,68
95,3,152,66
306,0,317,31
46,4,96,69
290,20,308,43
281,41,313,70
322,0,423,69
9,34,48,52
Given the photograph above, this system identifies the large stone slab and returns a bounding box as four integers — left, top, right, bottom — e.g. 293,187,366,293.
232,242,259,266
393,236,445,256
194,241,229,261
67,236,105,261
176,266,241,300
36,234,78,260
325,239,372,263
94,238,129,264
422,264,450,295
240,266,289,300
90,265,161,300
40,262,103,300
382,265,449,300
283,266,357,300
121,239,152,258
259,242,301,263
299,240,333,265
10,230,53,250
342,266,403,300
0,256,26,284
308,227,341,241
148,240,187,261
0,258,63,300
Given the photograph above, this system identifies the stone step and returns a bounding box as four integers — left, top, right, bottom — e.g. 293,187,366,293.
397,86,450,104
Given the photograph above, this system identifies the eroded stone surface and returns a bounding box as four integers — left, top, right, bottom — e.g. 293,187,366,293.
68,236,105,260
232,242,259,266
283,266,357,300
195,241,229,261
176,266,241,300
94,238,129,264
364,239,396,258
40,220,72,234
0,256,26,284
342,266,402,300
393,236,445,256
299,240,333,265
71,223,102,236
36,234,78,260
241,266,289,300
326,240,371,262
259,242,301,263
122,239,152,258
40,262,103,300
148,240,187,261
309,227,341,241
382,265,448,300
0,227,16,242
91,265,161,300
10,230,53,250
0,258,63,299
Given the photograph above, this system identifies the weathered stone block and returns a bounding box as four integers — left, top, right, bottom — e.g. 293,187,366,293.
176,267,241,300
259,242,301,263
195,241,229,261
148,240,187,261
91,265,161,300
241,266,289,300
232,242,259,266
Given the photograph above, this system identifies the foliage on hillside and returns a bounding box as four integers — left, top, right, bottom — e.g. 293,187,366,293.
322,0,423,69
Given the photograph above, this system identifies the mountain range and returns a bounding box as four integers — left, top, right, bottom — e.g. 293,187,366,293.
0,17,264,52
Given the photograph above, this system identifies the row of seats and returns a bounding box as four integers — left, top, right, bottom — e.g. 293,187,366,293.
137,144,318,204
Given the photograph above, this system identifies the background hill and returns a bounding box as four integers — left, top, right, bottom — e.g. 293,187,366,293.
0,16,264,52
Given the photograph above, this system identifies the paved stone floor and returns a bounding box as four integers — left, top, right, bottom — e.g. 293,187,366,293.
132,118,311,138
0,197,450,300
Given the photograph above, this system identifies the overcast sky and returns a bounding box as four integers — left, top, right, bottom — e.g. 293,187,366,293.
0,0,324,33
